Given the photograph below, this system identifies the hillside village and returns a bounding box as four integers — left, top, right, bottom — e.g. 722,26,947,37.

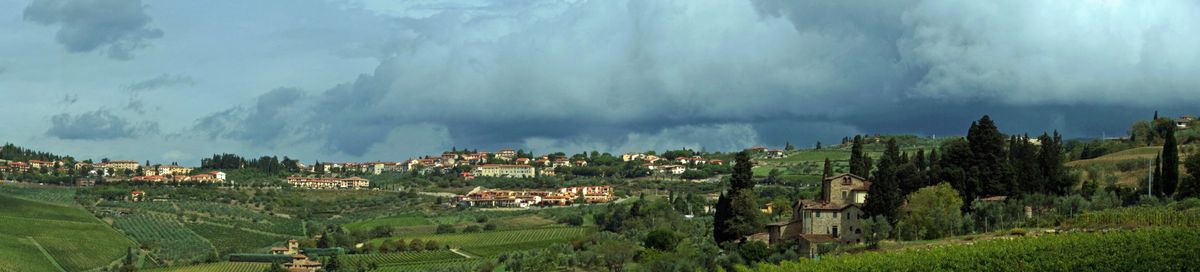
1,115,1200,272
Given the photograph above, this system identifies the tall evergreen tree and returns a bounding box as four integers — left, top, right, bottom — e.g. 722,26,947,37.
1038,131,1071,195
967,115,1013,197
939,139,974,207
864,139,903,221
712,152,759,246
1153,154,1163,197
1163,126,1180,197
712,192,735,244
849,135,867,177
822,158,833,178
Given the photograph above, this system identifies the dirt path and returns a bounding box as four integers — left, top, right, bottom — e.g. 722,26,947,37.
449,248,474,259
27,237,66,272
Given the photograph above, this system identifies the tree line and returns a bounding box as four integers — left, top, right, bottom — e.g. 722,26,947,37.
200,153,301,174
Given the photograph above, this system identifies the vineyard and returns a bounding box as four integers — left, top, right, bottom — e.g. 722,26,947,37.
143,262,269,272
374,259,485,272
112,213,215,263
0,194,134,272
1065,205,1200,229
0,184,76,206
0,234,59,272
99,201,180,214
345,214,430,232
370,227,589,257
750,228,1200,272
175,201,306,236
186,222,292,257
342,250,467,268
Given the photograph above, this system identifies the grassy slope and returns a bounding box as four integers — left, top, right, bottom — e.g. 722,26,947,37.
0,233,59,272
143,262,268,272
366,227,589,257
0,194,134,272
345,214,431,232
750,227,1200,272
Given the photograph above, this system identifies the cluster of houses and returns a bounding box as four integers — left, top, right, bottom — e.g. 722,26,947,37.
285,176,371,190
453,186,614,208
318,148,734,179
620,153,724,175
0,159,80,173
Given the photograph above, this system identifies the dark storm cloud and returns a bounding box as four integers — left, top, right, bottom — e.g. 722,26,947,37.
46,109,158,140
198,0,1200,157
194,88,305,146
24,0,163,60
124,74,195,92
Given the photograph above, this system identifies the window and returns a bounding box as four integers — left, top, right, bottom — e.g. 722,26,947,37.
842,191,848,200
816,212,821,218
832,226,839,236
843,177,851,185
833,212,838,219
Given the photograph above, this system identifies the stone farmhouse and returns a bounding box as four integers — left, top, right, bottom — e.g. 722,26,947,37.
762,173,871,258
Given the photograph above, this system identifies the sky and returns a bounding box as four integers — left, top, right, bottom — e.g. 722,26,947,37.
1,0,1198,166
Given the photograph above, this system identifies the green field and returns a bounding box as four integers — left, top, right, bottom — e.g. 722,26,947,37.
112,213,215,263
346,214,431,232
185,222,292,257
369,227,589,257
0,194,135,272
374,259,484,272
143,262,269,272
750,227,1200,272
343,250,468,269
0,233,59,272
0,184,76,206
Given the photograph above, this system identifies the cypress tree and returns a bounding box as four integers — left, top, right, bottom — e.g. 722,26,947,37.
822,158,833,178
712,192,734,244
864,139,903,221
849,135,866,177
712,151,759,246
1153,154,1163,197
1163,126,1180,197
967,115,1013,197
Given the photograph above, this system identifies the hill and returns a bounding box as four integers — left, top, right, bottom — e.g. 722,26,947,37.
0,193,135,271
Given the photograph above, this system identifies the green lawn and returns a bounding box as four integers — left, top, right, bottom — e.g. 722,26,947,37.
0,194,135,272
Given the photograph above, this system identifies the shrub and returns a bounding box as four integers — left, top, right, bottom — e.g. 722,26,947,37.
435,224,456,234
643,228,680,251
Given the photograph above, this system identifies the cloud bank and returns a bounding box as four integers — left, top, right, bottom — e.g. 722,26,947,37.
24,0,164,60
46,109,158,140
190,0,1200,158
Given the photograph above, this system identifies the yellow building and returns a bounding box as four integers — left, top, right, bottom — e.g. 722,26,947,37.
158,165,194,176
101,161,140,172
472,164,536,178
